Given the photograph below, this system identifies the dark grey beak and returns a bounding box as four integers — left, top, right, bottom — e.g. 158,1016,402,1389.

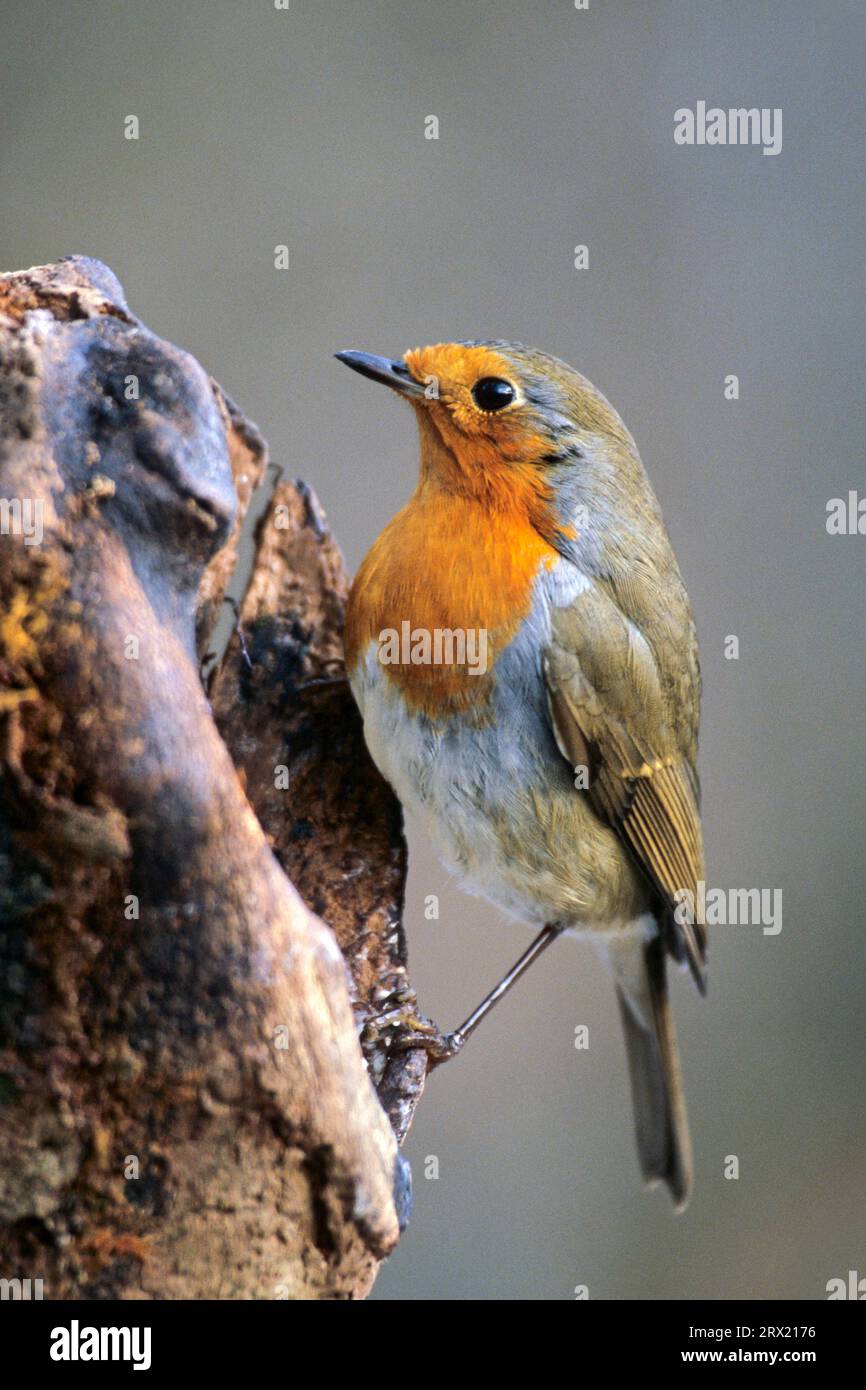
335,350,424,399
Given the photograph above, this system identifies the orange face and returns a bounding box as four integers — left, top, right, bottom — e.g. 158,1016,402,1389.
399,342,565,543
404,342,549,467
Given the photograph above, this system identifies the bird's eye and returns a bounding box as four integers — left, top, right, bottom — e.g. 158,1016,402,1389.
471,377,515,412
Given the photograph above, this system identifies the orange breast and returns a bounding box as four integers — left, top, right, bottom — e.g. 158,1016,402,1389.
345,484,558,720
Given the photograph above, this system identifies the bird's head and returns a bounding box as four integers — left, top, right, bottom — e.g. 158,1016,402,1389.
336,340,643,548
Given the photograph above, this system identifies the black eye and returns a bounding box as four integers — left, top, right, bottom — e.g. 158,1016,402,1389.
471,377,515,412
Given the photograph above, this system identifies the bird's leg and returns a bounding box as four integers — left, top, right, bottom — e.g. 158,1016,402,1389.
388,923,562,1068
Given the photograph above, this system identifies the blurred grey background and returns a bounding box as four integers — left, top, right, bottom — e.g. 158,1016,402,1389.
2,0,862,1300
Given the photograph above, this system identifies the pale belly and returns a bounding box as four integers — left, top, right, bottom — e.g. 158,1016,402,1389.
349,623,650,932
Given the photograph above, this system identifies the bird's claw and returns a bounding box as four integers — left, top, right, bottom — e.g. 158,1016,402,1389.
361,1000,465,1069
390,1016,466,1067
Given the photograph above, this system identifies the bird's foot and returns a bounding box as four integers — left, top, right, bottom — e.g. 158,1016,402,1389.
389,1013,466,1068
361,998,465,1070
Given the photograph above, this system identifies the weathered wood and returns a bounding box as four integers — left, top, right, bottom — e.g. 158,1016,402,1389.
0,256,423,1300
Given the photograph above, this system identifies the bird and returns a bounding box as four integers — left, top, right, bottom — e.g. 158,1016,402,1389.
336,340,706,1209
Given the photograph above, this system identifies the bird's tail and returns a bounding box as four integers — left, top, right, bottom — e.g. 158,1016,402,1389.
612,931,693,1210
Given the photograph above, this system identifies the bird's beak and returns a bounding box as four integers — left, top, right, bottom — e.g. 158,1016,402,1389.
335,350,425,399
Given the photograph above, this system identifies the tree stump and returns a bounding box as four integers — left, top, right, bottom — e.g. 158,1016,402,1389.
0,256,426,1300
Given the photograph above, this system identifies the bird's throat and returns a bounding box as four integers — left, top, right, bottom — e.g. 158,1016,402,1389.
345,481,558,720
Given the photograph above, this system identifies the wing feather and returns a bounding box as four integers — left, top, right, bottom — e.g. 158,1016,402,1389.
545,586,706,989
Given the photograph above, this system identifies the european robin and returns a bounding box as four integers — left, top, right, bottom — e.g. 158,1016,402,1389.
337,341,705,1209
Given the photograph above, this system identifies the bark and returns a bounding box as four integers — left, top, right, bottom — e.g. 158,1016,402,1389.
0,256,425,1300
